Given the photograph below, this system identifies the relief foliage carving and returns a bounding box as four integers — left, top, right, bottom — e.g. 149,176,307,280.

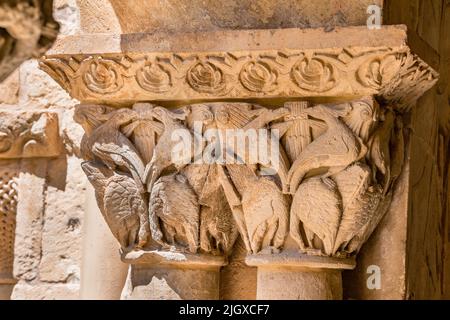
75,97,405,259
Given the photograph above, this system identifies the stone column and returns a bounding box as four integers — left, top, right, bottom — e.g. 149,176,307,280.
79,183,128,299
246,253,355,300
40,25,437,300
121,251,226,300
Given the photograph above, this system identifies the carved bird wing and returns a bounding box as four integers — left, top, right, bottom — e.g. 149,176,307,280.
103,173,143,248
93,133,146,182
367,110,395,186
122,120,163,165
149,175,199,239
332,163,379,254
291,177,342,255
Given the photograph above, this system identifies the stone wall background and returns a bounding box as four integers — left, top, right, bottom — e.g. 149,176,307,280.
0,0,86,299
384,0,450,300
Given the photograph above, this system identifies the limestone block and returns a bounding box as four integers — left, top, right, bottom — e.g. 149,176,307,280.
38,156,85,283
41,26,437,109
13,159,47,281
77,0,383,34
11,283,79,300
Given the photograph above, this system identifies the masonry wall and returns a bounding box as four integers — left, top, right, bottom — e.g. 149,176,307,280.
0,0,86,299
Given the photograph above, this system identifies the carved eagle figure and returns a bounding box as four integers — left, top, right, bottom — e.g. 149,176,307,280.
143,106,191,193
218,164,289,254
332,163,383,255
287,104,367,194
290,177,342,255
75,107,146,193
149,173,200,253
81,161,149,249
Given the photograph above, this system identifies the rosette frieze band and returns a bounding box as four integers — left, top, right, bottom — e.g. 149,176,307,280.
40,26,437,111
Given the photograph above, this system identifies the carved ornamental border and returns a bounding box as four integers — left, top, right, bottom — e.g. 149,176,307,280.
40,26,438,111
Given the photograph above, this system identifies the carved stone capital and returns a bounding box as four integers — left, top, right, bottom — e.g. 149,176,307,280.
0,110,62,159
73,98,410,263
41,24,438,300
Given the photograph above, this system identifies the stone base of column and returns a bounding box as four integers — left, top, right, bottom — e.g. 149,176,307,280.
120,250,227,300
246,253,355,300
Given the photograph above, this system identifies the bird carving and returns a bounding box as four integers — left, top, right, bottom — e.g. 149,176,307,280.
75,106,146,193
81,161,149,249
218,164,289,254
196,165,239,255
143,106,191,193
367,109,395,193
287,104,368,194
290,176,342,255
331,163,383,255
149,173,200,253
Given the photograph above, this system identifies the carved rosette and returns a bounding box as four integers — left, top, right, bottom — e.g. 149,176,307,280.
290,55,337,92
40,48,437,107
239,61,278,93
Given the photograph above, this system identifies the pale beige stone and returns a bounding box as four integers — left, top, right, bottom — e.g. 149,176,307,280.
41,26,437,110
77,0,383,34
13,159,47,282
11,283,79,300
80,183,128,300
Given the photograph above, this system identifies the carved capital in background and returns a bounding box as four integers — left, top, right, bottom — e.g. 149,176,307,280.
0,0,59,83
0,110,62,159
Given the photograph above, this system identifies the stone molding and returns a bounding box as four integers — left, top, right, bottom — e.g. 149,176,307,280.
40,26,437,111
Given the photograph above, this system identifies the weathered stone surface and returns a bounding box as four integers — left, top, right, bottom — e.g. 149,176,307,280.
38,156,84,283
0,160,19,284
0,0,59,83
0,110,61,159
11,283,79,300
77,0,383,34
0,71,19,106
13,159,47,282
41,26,437,109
